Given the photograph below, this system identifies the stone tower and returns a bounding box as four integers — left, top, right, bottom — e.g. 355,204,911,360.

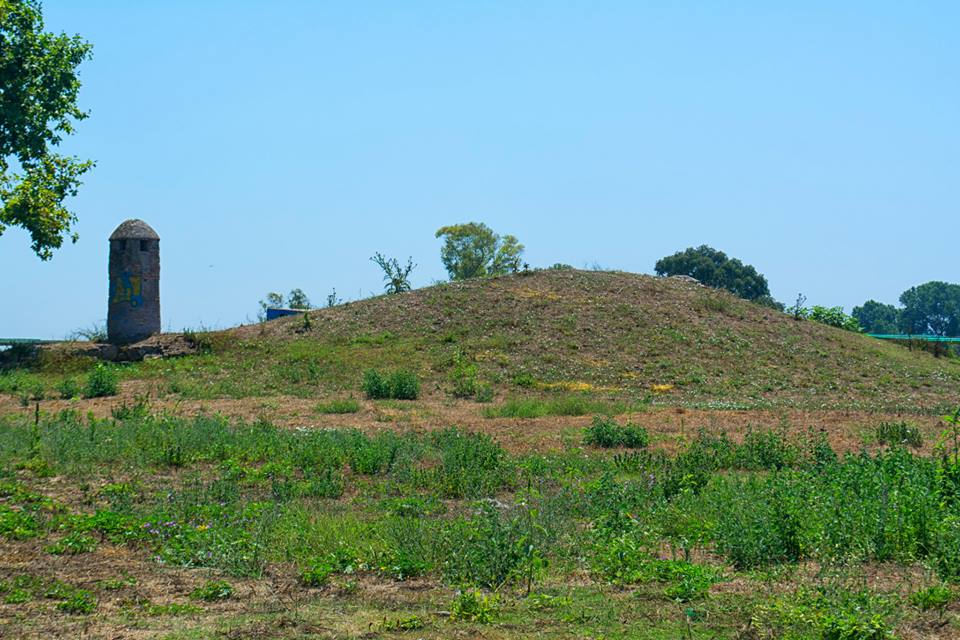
107,219,160,344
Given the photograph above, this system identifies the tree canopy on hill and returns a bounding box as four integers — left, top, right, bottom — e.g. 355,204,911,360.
654,245,771,302
436,222,524,281
853,282,960,337
0,0,94,260
852,300,901,334
899,281,960,337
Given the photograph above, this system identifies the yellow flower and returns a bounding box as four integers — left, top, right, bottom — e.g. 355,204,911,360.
650,384,673,393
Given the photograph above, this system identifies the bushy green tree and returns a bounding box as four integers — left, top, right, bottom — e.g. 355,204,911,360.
435,222,525,280
654,245,770,301
0,0,94,259
805,306,862,332
852,300,901,334
286,288,311,309
899,281,960,337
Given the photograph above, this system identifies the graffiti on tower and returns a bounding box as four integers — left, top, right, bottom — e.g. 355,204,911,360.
111,272,144,308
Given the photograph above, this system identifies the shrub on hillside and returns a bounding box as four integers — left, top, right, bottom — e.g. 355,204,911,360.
801,306,863,332
362,369,420,400
584,416,649,448
55,378,81,400
388,370,420,400
84,364,118,398
876,421,923,448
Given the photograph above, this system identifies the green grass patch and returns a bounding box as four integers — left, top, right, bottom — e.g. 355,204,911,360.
315,397,361,414
190,579,233,602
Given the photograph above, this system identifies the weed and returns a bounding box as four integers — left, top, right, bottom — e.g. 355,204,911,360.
584,416,649,448
474,383,495,403
111,395,151,420
84,363,119,398
362,369,420,400
4,588,31,604
141,601,203,616
0,505,42,540
381,495,444,518
299,559,334,587
3,406,960,636
388,370,420,400
876,421,923,448
55,378,81,400
362,370,388,397
658,562,721,602
381,614,426,631
315,397,360,414
441,500,547,588
56,589,97,614
183,328,215,353
734,429,800,470
483,395,635,419
100,482,137,512
46,531,98,555
910,584,953,614
450,350,480,398
512,373,536,388
450,589,498,623
429,428,510,498
68,322,108,343
752,587,895,640
190,579,233,601
695,295,730,314
98,575,137,590
527,592,571,611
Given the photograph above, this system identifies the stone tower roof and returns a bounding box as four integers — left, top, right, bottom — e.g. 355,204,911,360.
109,219,159,241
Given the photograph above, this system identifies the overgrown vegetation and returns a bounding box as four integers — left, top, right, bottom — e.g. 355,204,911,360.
802,305,863,332
1,409,959,635
83,363,118,398
361,369,420,400
4,269,960,636
876,421,923,448
583,415,649,448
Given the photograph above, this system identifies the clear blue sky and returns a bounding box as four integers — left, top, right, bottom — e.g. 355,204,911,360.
2,1,957,338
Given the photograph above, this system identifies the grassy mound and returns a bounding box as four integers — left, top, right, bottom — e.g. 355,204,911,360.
4,269,959,411
124,269,960,410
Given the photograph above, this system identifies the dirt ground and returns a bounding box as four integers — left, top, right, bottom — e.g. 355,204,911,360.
2,383,959,638
0,380,950,457
0,535,447,640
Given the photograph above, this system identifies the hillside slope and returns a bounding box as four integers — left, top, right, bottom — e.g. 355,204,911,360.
128,269,960,412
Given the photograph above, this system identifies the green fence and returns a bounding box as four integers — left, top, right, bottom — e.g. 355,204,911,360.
868,334,960,343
